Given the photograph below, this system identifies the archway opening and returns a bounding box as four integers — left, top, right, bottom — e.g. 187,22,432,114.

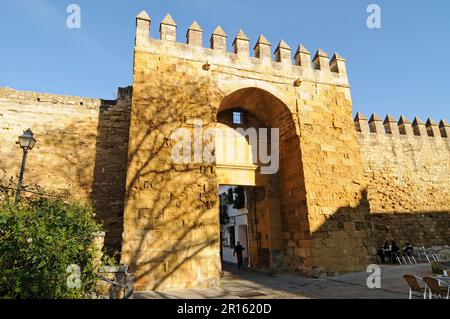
215,87,308,274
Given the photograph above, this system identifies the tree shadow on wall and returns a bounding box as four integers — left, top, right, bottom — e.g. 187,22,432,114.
32,88,133,257
118,72,222,290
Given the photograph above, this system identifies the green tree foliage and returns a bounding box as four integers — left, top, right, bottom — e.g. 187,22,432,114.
0,197,103,299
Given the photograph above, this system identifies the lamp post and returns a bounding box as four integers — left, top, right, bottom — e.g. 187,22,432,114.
15,129,37,204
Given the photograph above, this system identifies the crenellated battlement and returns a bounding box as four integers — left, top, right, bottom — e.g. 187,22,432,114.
134,11,349,87
354,112,450,139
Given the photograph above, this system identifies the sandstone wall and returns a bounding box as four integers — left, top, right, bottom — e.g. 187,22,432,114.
122,49,222,291
356,114,450,248
1,10,448,292
0,87,132,252
122,11,375,291
298,82,375,275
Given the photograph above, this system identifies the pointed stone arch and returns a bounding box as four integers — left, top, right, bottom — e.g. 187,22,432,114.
215,87,310,272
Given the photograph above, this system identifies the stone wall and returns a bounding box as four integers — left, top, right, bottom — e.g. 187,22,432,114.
122,49,222,291
355,113,450,248
122,11,374,290
0,86,132,252
298,81,375,276
0,10,449,292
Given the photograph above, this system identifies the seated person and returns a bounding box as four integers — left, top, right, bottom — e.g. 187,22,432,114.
383,241,392,263
403,242,414,257
377,241,390,263
391,241,401,263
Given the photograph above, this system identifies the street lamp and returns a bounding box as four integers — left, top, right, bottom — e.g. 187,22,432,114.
15,129,37,204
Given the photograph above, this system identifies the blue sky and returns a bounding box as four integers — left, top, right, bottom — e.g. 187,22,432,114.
0,0,449,122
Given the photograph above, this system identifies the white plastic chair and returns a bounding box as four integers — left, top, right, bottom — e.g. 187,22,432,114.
414,246,429,263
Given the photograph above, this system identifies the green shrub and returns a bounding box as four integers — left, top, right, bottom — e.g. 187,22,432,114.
0,197,103,299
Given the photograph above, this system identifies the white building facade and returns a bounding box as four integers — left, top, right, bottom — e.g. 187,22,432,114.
219,185,249,266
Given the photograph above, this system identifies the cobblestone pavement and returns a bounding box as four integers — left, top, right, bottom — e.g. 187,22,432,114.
136,263,433,299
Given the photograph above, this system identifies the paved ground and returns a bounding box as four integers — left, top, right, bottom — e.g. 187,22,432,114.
136,262,434,299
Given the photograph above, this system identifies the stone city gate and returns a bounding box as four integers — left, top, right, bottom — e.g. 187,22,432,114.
120,11,374,291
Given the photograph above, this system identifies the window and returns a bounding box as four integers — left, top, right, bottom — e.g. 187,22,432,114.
229,226,236,249
232,111,242,125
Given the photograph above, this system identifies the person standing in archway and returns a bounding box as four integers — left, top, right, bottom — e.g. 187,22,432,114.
233,241,245,269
